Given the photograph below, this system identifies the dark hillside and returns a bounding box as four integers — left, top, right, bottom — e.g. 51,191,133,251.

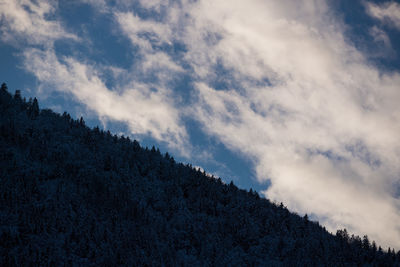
1,83,399,266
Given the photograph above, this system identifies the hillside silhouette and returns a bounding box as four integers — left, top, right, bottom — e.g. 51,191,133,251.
1,83,399,266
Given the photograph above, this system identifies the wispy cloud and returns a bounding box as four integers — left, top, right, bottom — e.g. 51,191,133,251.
0,0,190,155
369,25,394,53
178,0,400,248
365,1,400,30
0,0,77,46
23,49,189,154
115,12,173,52
115,11,183,76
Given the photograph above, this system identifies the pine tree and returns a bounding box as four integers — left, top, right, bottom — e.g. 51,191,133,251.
28,97,39,118
362,235,370,250
14,90,21,101
1,82,8,92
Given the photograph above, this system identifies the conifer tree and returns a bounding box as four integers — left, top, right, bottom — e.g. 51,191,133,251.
1,82,7,92
29,97,39,118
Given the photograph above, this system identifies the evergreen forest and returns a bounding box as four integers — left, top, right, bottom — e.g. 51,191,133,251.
1,83,400,266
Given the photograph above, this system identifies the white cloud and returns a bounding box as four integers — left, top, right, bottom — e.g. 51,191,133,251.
0,0,189,155
178,0,400,248
0,0,77,46
137,0,164,12
367,25,396,59
365,1,400,30
115,12,172,51
115,11,184,80
370,25,391,45
369,25,393,49
23,48,189,154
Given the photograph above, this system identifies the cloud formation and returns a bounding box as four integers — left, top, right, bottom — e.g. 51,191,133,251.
0,0,189,154
2,0,400,248
176,0,400,247
365,1,400,30
369,25,394,54
23,49,188,153
0,0,77,45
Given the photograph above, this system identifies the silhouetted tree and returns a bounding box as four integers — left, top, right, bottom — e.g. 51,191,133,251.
13,90,21,101
0,86,398,266
27,97,39,118
0,83,7,92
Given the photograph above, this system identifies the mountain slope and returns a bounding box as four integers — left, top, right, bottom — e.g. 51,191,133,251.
0,83,399,266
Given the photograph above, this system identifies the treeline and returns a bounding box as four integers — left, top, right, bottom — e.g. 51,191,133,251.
0,83,399,266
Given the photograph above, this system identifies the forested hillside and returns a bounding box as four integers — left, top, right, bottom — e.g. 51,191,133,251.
1,83,399,266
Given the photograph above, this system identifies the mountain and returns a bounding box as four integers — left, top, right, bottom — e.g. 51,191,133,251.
0,82,399,266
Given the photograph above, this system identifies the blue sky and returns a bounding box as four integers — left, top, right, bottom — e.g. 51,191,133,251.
1,0,400,248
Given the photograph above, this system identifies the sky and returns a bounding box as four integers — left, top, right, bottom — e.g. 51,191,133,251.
1,0,400,249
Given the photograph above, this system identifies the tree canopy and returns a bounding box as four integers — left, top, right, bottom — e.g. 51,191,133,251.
1,85,399,266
